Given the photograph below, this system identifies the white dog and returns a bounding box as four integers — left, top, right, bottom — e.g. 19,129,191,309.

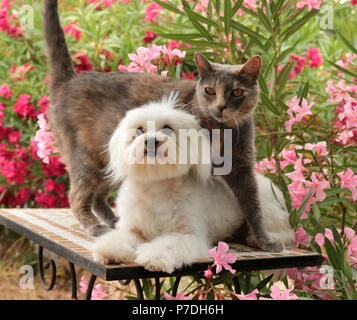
92,94,294,273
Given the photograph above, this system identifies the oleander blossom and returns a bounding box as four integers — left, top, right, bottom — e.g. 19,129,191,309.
118,44,186,74
284,96,314,132
33,114,57,164
296,0,323,11
208,242,237,274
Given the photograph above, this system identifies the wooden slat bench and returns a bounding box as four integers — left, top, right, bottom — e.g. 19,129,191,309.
0,208,323,300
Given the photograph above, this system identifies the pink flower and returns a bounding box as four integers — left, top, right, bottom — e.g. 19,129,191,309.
304,173,330,202
260,285,299,300
73,52,93,74
284,96,313,132
290,54,307,74
307,47,323,68
204,269,213,278
295,227,310,248
35,192,57,208
79,275,88,293
145,3,163,22
347,237,357,267
163,291,191,300
296,0,323,11
8,130,21,144
1,160,28,185
314,233,325,246
9,63,34,81
351,0,357,5
143,30,157,44
278,64,295,80
304,141,328,156
255,157,277,174
237,289,259,300
182,72,195,80
279,149,297,169
0,84,13,99
91,283,108,300
14,94,38,119
33,114,57,164
38,96,49,114
64,22,81,41
208,241,237,274
337,168,357,201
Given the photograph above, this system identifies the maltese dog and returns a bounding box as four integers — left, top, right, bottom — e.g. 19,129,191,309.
92,93,294,273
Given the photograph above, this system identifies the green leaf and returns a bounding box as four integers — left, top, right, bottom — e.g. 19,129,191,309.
153,0,183,15
276,62,294,97
271,0,286,17
224,0,232,36
254,274,273,291
327,60,357,78
232,0,244,16
293,188,313,228
298,81,309,104
336,30,357,55
156,33,203,40
280,10,319,42
181,0,214,41
257,8,272,32
231,20,267,42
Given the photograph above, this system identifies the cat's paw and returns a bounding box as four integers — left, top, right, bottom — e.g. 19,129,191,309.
87,224,111,237
257,239,284,253
135,244,177,274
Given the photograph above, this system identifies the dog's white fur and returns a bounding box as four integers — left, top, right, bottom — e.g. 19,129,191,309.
92,94,295,273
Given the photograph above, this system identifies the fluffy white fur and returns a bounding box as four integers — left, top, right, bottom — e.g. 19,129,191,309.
92,94,294,273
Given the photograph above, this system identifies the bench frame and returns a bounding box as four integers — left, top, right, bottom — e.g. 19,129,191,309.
0,210,323,300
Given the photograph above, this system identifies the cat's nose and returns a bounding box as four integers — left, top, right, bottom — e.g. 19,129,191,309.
217,105,226,112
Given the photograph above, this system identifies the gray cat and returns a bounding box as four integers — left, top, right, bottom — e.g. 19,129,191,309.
43,0,283,252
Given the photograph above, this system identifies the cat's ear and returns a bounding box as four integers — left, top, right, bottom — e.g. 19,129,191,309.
236,56,262,83
194,52,214,79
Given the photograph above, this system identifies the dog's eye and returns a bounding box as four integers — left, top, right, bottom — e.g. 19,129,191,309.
204,87,216,95
232,88,244,97
136,127,144,136
162,125,173,135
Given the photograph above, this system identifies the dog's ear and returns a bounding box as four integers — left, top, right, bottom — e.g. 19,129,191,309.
106,121,128,183
188,128,212,182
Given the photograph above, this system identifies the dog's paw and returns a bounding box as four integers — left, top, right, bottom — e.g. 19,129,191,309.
92,240,136,264
92,252,115,265
135,244,177,274
257,239,284,253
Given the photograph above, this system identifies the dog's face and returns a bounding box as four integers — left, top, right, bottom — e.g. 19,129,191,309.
107,94,212,183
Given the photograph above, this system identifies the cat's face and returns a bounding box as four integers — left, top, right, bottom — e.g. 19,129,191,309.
194,53,261,126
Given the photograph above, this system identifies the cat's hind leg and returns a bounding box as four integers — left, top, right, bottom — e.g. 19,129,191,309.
135,233,209,274
69,180,110,237
92,181,118,229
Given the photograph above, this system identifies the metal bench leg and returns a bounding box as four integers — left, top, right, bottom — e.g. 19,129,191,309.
172,276,182,297
85,274,97,300
38,246,56,291
133,279,144,300
69,262,77,300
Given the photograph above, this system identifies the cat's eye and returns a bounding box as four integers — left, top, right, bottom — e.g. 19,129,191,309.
136,127,144,136
232,88,244,97
205,87,216,95
162,125,173,135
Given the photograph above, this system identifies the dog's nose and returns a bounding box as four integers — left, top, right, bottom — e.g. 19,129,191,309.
145,137,159,149
217,105,226,112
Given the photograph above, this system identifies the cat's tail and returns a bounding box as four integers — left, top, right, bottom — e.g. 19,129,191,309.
43,0,76,88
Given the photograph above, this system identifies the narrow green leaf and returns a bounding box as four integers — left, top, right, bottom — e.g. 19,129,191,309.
224,0,232,36
254,274,274,291
257,8,272,32
153,0,183,15
327,60,357,78
280,10,319,42
336,30,357,55
232,0,244,16
231,20,267,42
